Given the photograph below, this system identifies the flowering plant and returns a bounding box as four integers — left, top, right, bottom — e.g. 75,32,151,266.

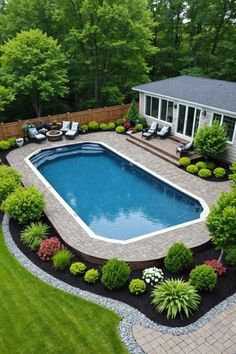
204,259,226,276
142,267,164,285
37,237,61,261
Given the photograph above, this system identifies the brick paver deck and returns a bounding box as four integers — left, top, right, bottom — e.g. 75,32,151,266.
7,132,231,266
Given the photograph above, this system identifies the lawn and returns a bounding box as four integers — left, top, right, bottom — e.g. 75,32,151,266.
0,228,128,354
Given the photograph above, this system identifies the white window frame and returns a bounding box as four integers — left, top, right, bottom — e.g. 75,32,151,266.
176,104,201,140
144,94,173,125
211,112,236,144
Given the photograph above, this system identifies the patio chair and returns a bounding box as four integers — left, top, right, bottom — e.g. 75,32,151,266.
65,122,80,140
176,141,194,156
60,121,71,134
156,125,171,138
142,121,158,139
27,127,46,143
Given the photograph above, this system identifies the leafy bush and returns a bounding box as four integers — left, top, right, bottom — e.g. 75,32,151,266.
151,279,201,319
7,137,16,147
204,260,226,276
138,117,147,128
198,168,212,179
69,262,86,275
0,176,20,207
213,167,226,178
88,121,99,131
21,222,49,250
80,124,88,132
107,122,115,130
115,126,125,134
101,258,131,290
179,157,190,167
164,242,193,273
52,249,73,270
206,161,216,171
142,267,164,285
195,161,207,170
225,246,236,266
0,140,11,150
0,165,21,183
99,123,108,131
84,269,100,283
186,164,198,174
134,123,143,132
229,162,236,186
2,185,45,224
127,99,139,124
189,264,217,291
129,278,147,295
116,118,124,126
37,237,61,261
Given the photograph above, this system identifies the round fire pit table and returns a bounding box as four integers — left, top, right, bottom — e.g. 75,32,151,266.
46,130,63,142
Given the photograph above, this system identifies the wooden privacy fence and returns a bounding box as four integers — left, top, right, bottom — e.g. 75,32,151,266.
0,104,130,140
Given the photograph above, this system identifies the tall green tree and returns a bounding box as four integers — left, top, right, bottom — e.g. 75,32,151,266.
0,29,68,117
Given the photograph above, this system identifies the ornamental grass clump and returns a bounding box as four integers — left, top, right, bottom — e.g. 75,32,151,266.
129,279,147,295
21,222,49,250
101,258,131,290
189,264,217,291
142,267,164,285
70,262,86,275
151,279,201,319
84,269,100,283
164,242,193,273
37,237,61,261
52,249,73,270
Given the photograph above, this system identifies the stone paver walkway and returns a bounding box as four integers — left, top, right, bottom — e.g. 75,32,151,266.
133,303,236,354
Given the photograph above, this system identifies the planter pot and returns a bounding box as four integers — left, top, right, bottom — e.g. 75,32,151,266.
16,138,24,147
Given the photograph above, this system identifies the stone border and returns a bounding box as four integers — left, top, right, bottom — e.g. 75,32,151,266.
2,213,236,354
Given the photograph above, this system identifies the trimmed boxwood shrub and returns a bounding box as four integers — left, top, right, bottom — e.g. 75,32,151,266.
99,123,109,131
115,126,125,134
0,140,11,150
179,157,190,167
206,161,216,171
101,258,131,290
0,176,21,207
70,262,86,275
20,222,49,250
164,242,193,273
225,246,236,266
84,269,100,283
129,278,146,295
52,249,73,270
213,167,226,178
186,164,198,174
88,121,99,131
107,122,115,130
2,185,45,224
134,123,143,132
198,168,212,179
189,264,217,291
116,118,124,126
195,161,207,170
80,124,88,132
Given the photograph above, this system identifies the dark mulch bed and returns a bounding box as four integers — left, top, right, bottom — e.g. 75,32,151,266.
7,215,236,328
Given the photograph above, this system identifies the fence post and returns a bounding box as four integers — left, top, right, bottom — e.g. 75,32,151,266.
0,123,6,140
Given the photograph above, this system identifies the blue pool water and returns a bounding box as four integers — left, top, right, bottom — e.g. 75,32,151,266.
30,143,203,241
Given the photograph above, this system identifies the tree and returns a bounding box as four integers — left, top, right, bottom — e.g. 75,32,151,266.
0,86,15,111
194,122,228,158
127,99,139,125
0,29,68,117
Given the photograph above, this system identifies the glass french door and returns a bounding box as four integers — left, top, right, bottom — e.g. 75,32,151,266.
177,105,201,139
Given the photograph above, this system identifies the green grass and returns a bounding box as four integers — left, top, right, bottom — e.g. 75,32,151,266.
0,228,128,354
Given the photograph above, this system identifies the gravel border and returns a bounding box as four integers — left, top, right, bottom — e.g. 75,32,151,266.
2,214,236,353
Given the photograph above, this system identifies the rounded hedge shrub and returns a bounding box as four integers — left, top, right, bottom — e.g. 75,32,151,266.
20,222,49,250
0,176,21,207
88,121,99,131
115,126,125,134
129,278,147,295
164,242,193,273
151,279,201,319
70,262,86,275
198,168,212,179
189,264,217,291
0,140,11,150
213,167,226,178
179,157,190,167
101,258,131,290
225,246,236,266
134,123,143,132
195,161,207,170
99,123,108,131
84,269,100,283
80,124,88,132
2,185,45,224
116,118,124,126
52,249,73,270
186,164,198,174
7,137,16,147
206,161,216,171
107,122,115,130
0,165,21,183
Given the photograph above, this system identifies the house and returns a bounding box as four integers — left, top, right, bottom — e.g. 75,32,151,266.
133,75,236,162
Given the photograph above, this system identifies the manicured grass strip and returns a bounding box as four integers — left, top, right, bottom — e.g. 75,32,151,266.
0,228,128,354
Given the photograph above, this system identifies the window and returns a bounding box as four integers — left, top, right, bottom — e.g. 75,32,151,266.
151,97,159,118
160,99,173,122
145,96,151,116
212,113,236,142
177,105,186,134
167,102,173,123
145,95,173,122
161,100,167,120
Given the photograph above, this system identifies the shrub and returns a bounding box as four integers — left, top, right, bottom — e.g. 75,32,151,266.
189,264,217,291
186,164,198,174
164,242,193,273
37,237,61,261
204,260,226,276
115,126,125,134
151,279,201,319
225,246,236,266
0,140,11,150
142,267,164,285
134,123,143,132
84,269,100,283
52,249,73,270
7,137,16,147
213,167,226,178
127,99,139,124
21,222,49,250
2,185,45,224
195,161,207,170
99,123,108,131
138,117,147,128
179,157,190,167
80,124,88,132
88,121,99,131
70,262,86,275
198,168,212,179
0,176,20,207
206,161,216,171
0,165,21,183
101,258,131,290
116,118,124,126
129,278,147,295
107,122,115,130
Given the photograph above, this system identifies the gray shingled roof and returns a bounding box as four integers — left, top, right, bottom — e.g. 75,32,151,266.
133,76,236,113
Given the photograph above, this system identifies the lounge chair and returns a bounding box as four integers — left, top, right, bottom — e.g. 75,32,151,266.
176,141,194,156
142,121,158,139
65,122,80,140
156,125,171,138
27,127,46,143
60,121,71,134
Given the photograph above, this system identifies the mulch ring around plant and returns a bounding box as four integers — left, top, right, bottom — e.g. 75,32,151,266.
6,214,236,328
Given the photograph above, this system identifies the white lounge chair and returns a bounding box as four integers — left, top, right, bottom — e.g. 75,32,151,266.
65,122,79,140
60,121,71,134
27,127,46,143
142,121,158,139
156,125,171,138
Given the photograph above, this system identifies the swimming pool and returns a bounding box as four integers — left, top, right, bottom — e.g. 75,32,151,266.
29,142,207,242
